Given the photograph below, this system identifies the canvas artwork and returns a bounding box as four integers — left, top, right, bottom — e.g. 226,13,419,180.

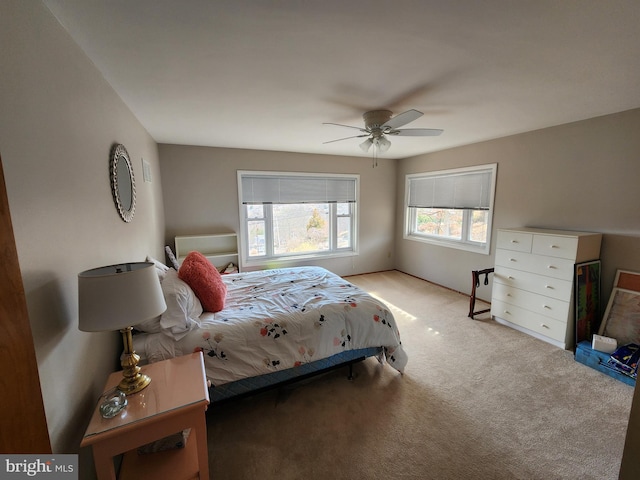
614,270,640,292
600,288,640,346
575,261,601,346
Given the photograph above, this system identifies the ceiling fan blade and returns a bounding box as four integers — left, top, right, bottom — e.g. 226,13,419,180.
388,128,443,137
382,109,423,129
323,122,368,133
383,84,434,112
323,134,370,144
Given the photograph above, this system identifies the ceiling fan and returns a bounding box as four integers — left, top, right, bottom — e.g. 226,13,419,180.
323,109,443,153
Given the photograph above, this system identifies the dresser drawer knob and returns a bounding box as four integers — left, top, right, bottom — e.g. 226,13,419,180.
543,305,551,309
510,258,516,262
503,310,510,315
545,285,554,289
547,265,557,269
550,245,559,249
508,276,514,280
541,323,550,329
510,240,518,243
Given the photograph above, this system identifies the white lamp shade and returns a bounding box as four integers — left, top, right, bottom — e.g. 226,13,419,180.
78,262,166,332
359,138,373,152
377,136,391,152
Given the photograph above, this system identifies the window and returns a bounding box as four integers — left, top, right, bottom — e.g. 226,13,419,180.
404,164,497,254
238,171,358,265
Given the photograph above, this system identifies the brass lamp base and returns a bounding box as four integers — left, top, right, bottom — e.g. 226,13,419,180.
118,327,151,395
118,369,151,395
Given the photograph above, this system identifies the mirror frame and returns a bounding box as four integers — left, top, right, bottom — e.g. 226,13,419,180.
110,144,136,223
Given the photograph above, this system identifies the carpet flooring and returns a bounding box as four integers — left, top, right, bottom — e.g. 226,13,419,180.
206,270,634,479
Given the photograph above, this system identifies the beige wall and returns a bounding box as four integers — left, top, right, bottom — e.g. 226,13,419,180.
396,108,640,306
0,0,165,460
159,145,396,276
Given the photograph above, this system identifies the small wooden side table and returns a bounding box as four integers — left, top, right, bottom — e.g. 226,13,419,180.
81,352,210,480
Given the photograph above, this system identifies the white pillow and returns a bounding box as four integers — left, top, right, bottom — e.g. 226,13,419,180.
146,255,171,281
158,269,203,340
133,315,162,334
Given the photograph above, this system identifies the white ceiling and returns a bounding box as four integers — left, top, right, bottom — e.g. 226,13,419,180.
43,0,640,160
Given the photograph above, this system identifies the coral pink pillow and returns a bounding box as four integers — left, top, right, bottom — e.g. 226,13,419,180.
178,251,227,312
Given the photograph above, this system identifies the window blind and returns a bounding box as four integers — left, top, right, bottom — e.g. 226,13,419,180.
408,168,493,210
240,173,357,204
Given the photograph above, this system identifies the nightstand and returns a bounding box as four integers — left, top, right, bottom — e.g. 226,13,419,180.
81,352,210,480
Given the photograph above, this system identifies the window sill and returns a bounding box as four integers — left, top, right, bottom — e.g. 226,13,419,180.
404,233,490,255
242,250,358,269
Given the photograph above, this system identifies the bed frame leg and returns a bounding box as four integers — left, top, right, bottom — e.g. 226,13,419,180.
347,363,354,380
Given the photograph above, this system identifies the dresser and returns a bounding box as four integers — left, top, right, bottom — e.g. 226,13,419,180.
491,227,602,349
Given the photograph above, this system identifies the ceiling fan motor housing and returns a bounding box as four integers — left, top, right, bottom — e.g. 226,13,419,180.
363,110,393,135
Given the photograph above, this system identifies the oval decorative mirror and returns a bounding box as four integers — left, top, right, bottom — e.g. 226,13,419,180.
110,144,136,222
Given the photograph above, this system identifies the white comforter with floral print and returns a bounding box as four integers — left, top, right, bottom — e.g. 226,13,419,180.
136,266,407,386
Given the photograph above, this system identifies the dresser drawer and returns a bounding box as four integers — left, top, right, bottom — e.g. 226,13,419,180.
491,299,567,343
496,230,533,253
492,283,570,322
495,249,575,280
493,266,573,301
532,234,579,260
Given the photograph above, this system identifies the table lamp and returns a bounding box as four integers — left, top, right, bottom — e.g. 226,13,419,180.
78,262,166,395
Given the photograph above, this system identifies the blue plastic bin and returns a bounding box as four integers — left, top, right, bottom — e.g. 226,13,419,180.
575,341,636,386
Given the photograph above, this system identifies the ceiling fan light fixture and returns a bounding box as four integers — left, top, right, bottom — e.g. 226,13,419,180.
359,138,373,152
377,136,391,152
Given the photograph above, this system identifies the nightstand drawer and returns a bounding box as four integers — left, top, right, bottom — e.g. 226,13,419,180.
495,249,575,280
493,266,573,301
492,283,570,322
491,299,566,342
532,235,578,260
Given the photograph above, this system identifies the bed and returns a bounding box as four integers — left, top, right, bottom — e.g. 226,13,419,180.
134,259,407,402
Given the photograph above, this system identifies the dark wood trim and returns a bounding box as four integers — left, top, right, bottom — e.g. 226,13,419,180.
0,154,51,453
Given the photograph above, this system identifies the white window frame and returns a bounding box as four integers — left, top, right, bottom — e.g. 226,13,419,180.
237,171,359,268
403,163,497,255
